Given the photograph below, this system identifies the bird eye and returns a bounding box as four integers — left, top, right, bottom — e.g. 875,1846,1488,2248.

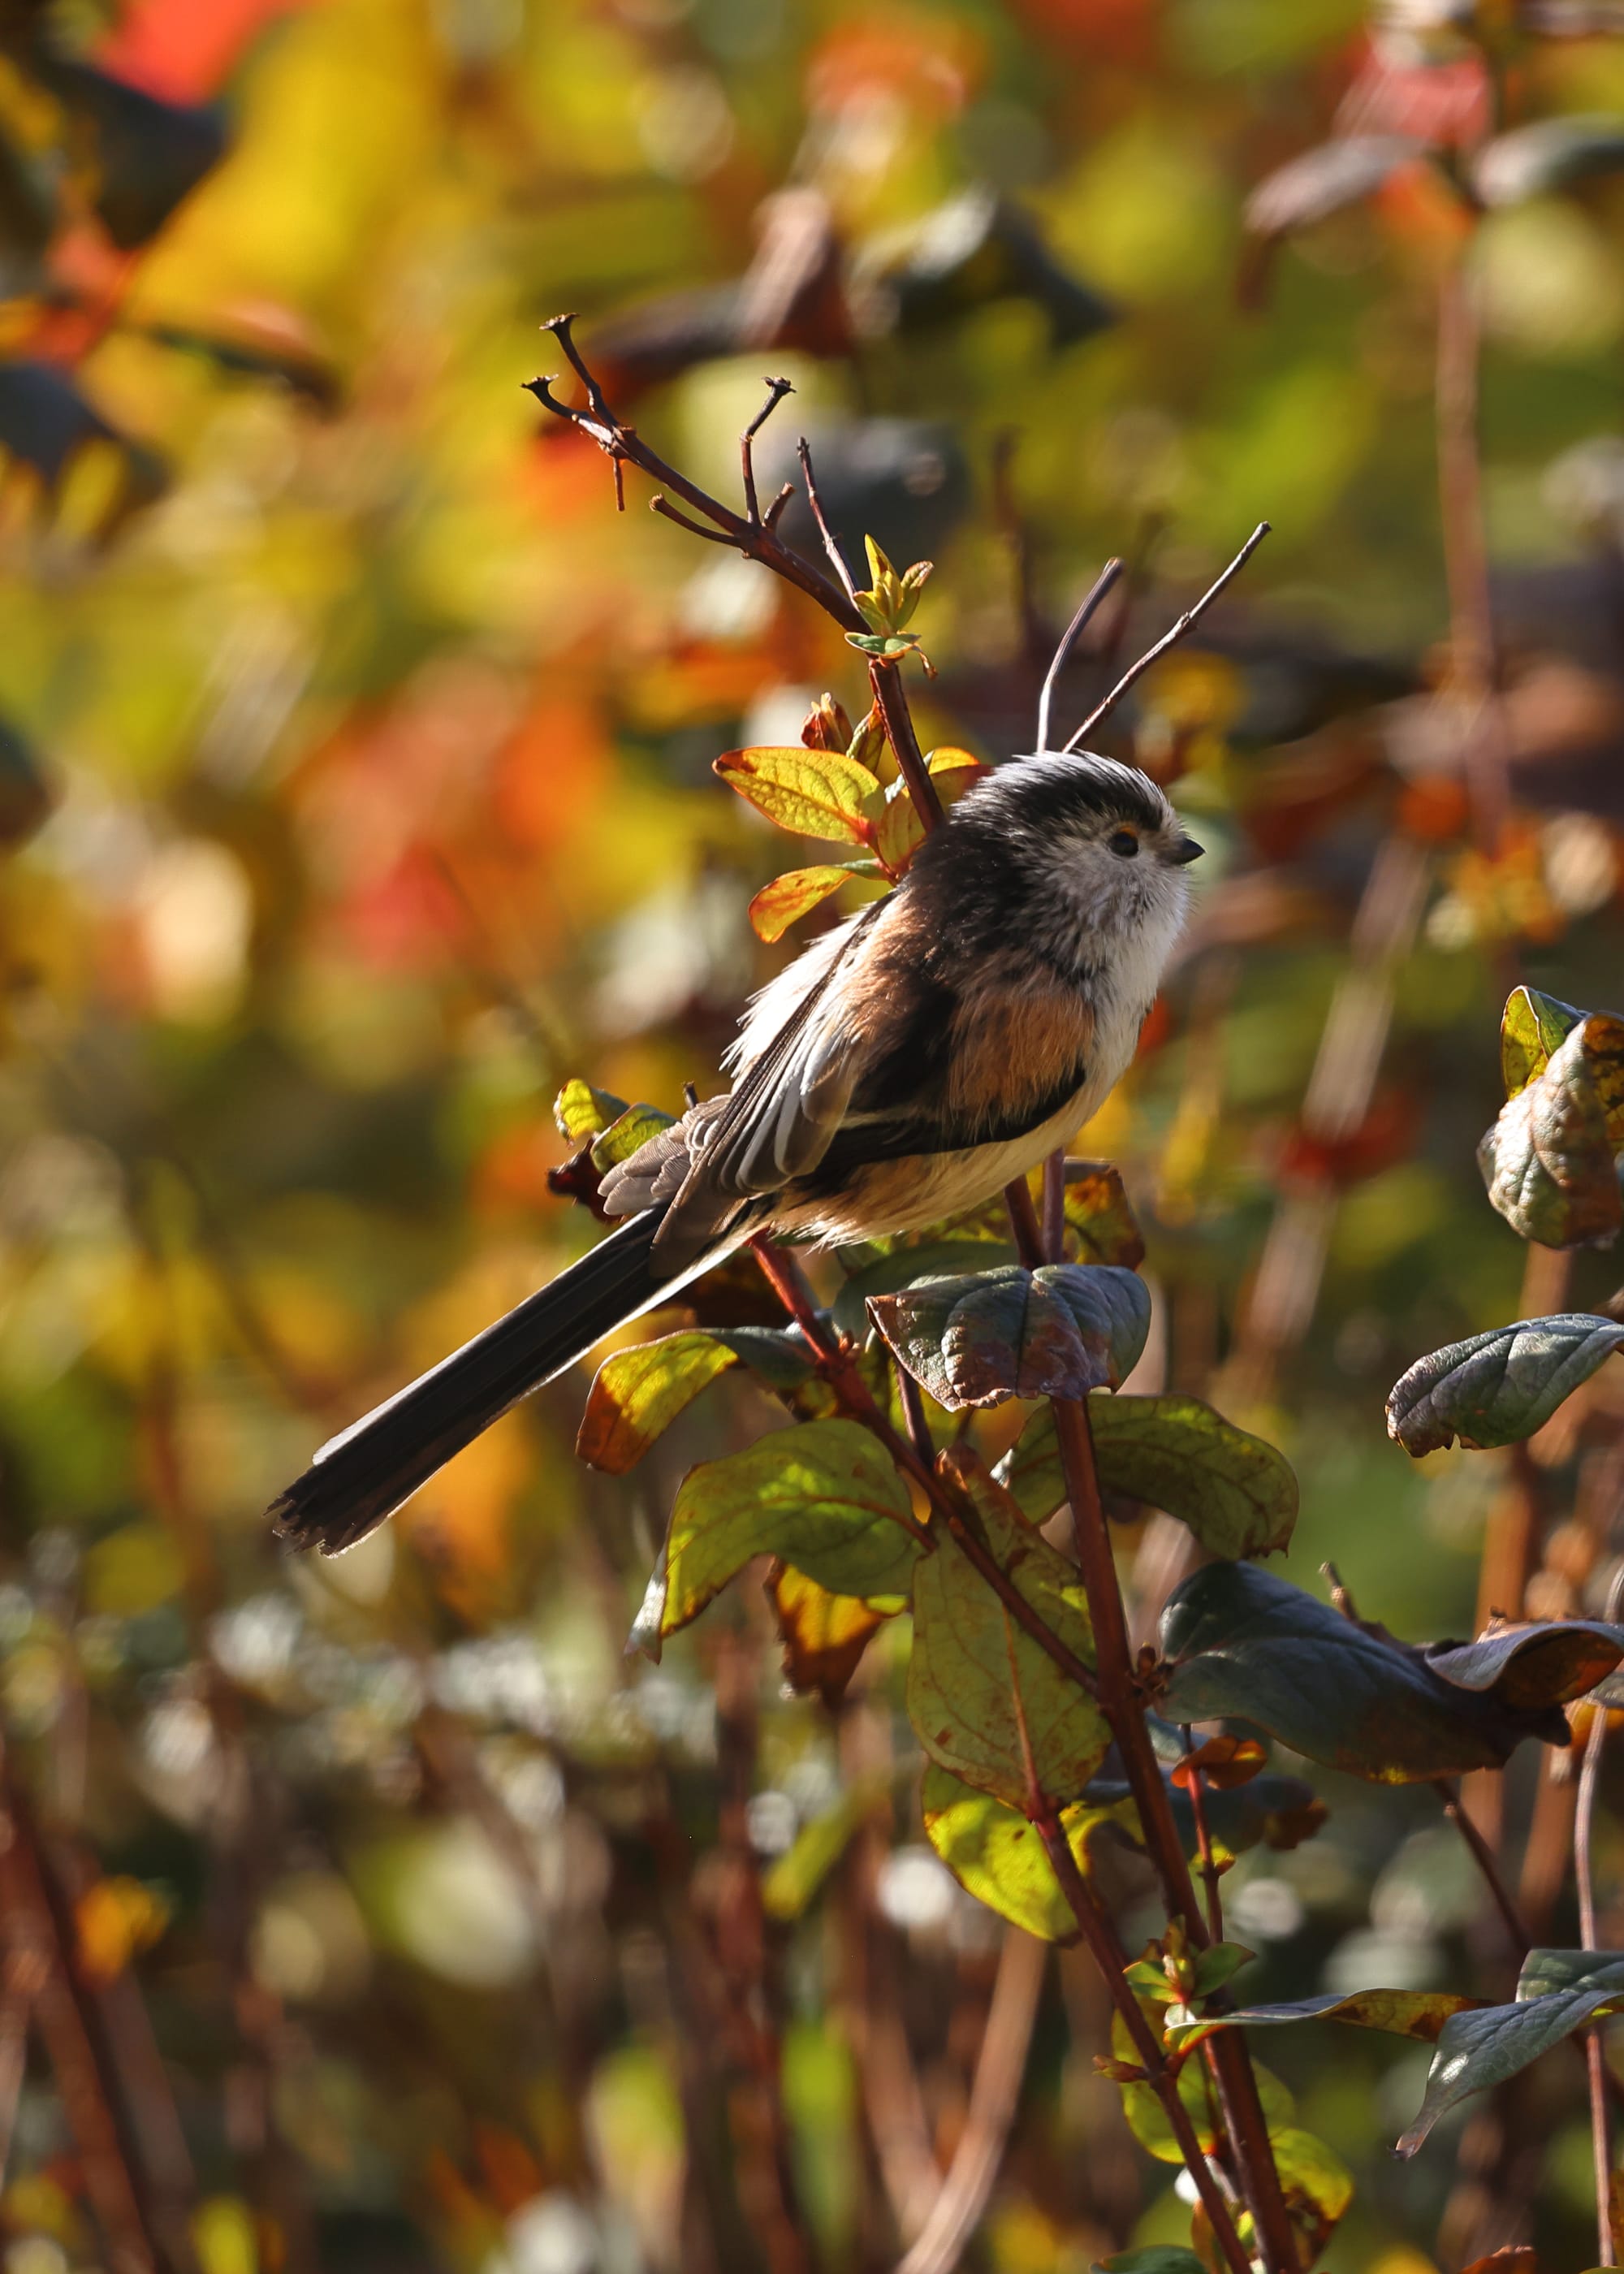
1108,829,1139,858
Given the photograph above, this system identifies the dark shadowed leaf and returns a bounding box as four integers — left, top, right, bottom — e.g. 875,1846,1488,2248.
767,1563,893,1708
0,716,51,847
864,185,1114,349
995,1393,1296,1558
921,1764,1127,1940
33,55,227,247
1397,1950,1624,2155
908,1449,1104,1809
1064,1161,1146,1269
0,361,162,513
1477,1021,1623,1248
1425,1618,1624,1710
630,1420,921,1658
1170,1987,1481,2055
577,1327,814,1473
1084,1764,1326,1862
1246,136,1430,238
869,1263,1150,1411
1156,1563,1569,1782
832,1240,1019,1342
714,745,880,844
1473,115,1624,206
748,862,878,943
1386,1314,1624,1455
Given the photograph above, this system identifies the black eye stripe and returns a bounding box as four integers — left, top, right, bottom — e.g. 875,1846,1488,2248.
1108,829,1140,857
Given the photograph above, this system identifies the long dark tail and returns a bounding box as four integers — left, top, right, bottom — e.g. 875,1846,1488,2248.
270,1208,702,1556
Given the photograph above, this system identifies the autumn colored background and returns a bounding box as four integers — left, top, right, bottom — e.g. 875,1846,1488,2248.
4,0,1624,2268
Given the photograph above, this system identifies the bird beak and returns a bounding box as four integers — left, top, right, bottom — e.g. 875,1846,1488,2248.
1168,836,1204,866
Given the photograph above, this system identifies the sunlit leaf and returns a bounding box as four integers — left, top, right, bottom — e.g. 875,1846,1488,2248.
907,1448,1104,1810
1386,1313,1624,1455
922,1763,1131,1939
995,1394,1295,1557
1500,986,1584,1101
554,1078,628,1144
577,1325,819,1473
1473,115,1624,207
1477,1022,1622,1248
869,1263,1151,1412
748,862,879,943
869,746,986,872
1270,2126,1354,2263
1397,1950,1624,2156
1156,1563,1569,1782
590,1100,678,1172
630,1420,922,1658
767,1563,893,1708
714,746,881,844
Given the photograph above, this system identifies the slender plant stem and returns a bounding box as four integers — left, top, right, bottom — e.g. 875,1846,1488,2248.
1033,1811,1252,2274
1062,525,1270,753
1037,559,1122,754
1181,1729,1225,1943
1436,1779,1531,1961
1041,1147,1067,1266
1051,1396,1299,2274
1578,1571,1624,2267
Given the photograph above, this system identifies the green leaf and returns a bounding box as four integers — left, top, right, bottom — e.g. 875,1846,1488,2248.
1425,1618,1624,1711
1191,1941,1255,1997
921,1765,1129,1940
844,630,922,659
631,1420,923,1659
868,1263,1151,1412
748,862,880,944
1064,1161,1146,1269
907,1450,1105,1810
590,1100,678,1172
1397,1950,1624,2157
1477,1021,1622,1249
1501,986,1585,1100
1169,1987,1482,2055
554,1077,628,1143
1474,115,1624,206
1112,2010,1294,2165
762,1774,888,1920
1386,1313,1624,1455
577,1328,816,1474
714,746,881,845
1155,1563,1570,1783
1269,2127,1354,2262
996,1394,1297,1558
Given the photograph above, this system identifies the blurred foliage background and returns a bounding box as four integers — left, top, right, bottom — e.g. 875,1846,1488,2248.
3,0,1624,2269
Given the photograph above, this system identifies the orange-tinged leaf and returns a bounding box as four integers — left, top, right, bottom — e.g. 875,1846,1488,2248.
870,747,987,874
714,746,880,845
768,1562,892,1706
749,864,869,944
1173,1736,1267,1791
76,1875,171,1985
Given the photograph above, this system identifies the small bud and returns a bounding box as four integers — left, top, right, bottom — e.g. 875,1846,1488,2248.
801,694,854,752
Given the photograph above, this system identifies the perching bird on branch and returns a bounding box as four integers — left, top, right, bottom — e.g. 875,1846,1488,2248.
269,751,1202,1555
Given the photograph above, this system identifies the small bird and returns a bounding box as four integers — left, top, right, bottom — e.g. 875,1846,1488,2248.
269,753,1203,1555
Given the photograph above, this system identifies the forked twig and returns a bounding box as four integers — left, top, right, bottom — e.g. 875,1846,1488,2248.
1062,521,1271,753
1036,558,1122,753
743,376,794,525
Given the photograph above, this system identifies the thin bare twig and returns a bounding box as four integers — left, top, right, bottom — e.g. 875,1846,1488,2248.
795,434,860,601
1062,523,1271,753
892,1930,1047,2274
1037,559,1122,754
1181,1727,1225,1943
1578,1567,1624,2266
742,377,794,526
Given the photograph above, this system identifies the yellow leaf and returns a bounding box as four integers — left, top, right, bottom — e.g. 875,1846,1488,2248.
715,747,879,845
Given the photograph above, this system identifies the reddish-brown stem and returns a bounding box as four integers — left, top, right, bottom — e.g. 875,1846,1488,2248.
1004,1175,1045,1269
1181,1728,1225,1942
748,1238,1100,1699
1578,1572,1624,2266
1041,1147,1067,1266
741,376,794,526
1032,1811,1252,2274
1049,1397,1298,2274
1435,1779,1531,1961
